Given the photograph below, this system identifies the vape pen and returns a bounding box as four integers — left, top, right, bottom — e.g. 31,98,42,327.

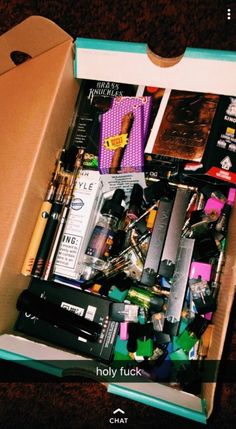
16,289,101,341
163,237,195,336
140,199,173,287
31,175,67,278
21,153,63,276
42,179,74,281
159,188,191,278
42,149,85,280
109,230,151,264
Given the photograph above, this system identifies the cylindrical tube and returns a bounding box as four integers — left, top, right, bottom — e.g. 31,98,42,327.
21,201,52,276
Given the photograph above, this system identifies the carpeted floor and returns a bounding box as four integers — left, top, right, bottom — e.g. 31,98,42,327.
0,1,236,428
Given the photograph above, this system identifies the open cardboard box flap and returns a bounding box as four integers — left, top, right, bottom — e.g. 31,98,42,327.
0,16,236,424
0,15,72,75
0,16,79,332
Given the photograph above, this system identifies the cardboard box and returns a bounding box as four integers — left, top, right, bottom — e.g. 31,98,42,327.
0,16,79,331
0,16,236,424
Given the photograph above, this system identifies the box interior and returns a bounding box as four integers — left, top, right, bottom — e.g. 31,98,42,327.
1,17,236,423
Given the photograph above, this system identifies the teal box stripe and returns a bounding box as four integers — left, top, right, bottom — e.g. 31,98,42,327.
0,349,63,377
75,37,236,62
108,383,207,424
75,38,146,54
185,47,236,61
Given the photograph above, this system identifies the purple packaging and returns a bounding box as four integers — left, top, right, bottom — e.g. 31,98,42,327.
112,96,152,140
99,97,152,174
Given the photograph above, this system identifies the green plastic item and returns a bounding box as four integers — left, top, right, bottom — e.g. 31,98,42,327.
169,348,189,361
114,336,129,356
108,286,128,302
172,317,189,351
136,338,153,357
175,330,198,353
113,351,132,361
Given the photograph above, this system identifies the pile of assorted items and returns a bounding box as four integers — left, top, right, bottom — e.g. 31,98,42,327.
15,80,236,395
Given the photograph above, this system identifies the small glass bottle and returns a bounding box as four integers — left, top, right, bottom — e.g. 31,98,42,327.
83,188,125,270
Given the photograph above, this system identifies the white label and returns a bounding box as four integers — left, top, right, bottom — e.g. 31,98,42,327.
85,305,96,321
60,302,84,317
56,234,82,269
54,170,101,278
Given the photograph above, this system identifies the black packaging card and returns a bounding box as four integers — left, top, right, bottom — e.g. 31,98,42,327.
149,90,219,162
15,279,119,363
71,80,138,168
201,95,236,183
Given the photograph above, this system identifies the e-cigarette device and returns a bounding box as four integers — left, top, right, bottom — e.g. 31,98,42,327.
163,237,195,336
159,188,192,278
140,199,173,286
21,153,63,276
16,289,101,341
15,279,119,362
32,200,64,277
189,261,216,314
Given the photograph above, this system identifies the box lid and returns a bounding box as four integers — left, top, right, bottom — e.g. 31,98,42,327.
0,15,72,75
